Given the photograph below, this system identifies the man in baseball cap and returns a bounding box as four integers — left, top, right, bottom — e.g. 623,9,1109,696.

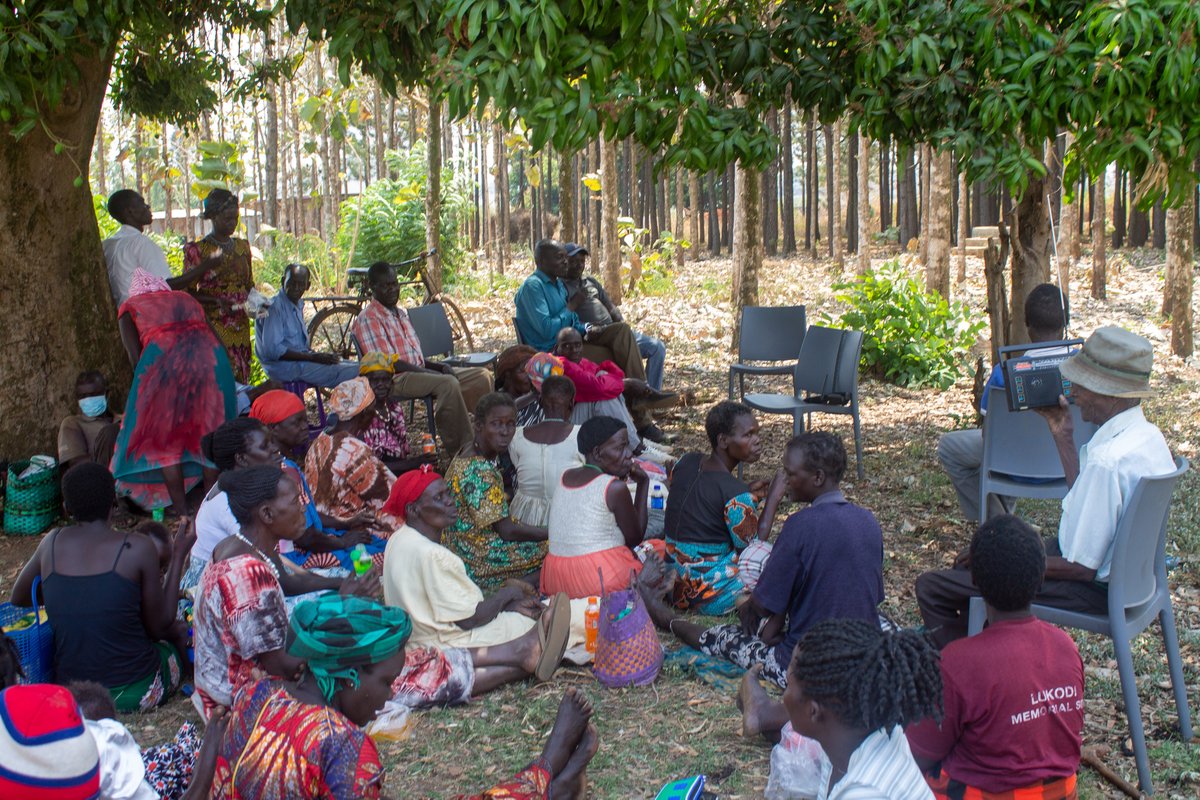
916,326,1175,647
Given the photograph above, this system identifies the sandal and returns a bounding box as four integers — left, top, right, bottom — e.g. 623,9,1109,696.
534,592,572,682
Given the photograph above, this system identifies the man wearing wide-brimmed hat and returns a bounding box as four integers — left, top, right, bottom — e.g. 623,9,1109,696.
915,326,1176,647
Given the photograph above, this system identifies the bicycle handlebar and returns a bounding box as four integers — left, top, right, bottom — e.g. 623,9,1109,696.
387,248,437,270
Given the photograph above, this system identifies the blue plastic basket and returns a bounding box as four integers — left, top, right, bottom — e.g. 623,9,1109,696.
0,576,53,684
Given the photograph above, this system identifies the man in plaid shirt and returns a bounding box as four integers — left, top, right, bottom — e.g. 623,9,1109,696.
352,262,492,457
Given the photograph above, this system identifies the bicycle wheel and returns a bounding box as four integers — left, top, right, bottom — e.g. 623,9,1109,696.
437,295,476,351
307,304,362,359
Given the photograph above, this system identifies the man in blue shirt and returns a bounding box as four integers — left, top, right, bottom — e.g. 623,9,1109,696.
515,239,675,442
255,264,361,387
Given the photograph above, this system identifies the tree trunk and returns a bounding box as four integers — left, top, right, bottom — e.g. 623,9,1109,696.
1112,168,1125,248
919,144,931,266
1006,173,1054,345
161,129,174,235
0,52,132,455
1152,198,1166,249
846,130,858,254
762,109,779,256
857,132,870,273
558,148,578,244
265,85,279,228
1165,191,1194,356
925,147,953,297
957,167,969,283
600,133,621,303
1128,198,1149,247
134,117,145,197
94,112,108,197
731,164,762,353
688,171,702,259
1058,135,1078,266
494,123,509,275
824,124,835,259
831,121,843,271
424,96,443,292
898,146,919,247
879,141,892,232
675,167,687,265
707,171,720,255
781,99,796,254
805,113,815,251
1092,168,1107,299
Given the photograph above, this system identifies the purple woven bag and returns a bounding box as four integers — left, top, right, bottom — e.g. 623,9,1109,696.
592,570,663,688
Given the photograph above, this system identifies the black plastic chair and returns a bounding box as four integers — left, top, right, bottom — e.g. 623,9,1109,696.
743,326,866,479
728,305,807,399
407,302,497,371
968,456,1193,794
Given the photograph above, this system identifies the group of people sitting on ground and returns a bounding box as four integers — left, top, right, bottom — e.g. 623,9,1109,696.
13,189,1175,798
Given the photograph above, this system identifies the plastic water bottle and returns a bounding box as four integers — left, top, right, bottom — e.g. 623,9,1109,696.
151,507,164,522
352,545,373,576
649,481,666,510
421,433,436,455
584,597,600,654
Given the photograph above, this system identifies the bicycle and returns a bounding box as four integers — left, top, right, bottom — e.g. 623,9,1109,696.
305,249,476,359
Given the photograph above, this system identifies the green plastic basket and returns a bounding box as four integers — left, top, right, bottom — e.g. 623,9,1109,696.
4,460,59,536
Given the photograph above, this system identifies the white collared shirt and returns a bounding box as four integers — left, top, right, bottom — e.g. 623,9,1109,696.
102,224,171,305
1058,405,1174,581
817,725,933,799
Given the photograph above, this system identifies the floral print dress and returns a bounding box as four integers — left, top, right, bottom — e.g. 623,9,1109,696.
183,237,254,382
443,455,546,592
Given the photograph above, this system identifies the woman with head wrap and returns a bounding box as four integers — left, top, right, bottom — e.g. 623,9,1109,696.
194,465,379,717
508,375,584,526
443,392,549,592
381,465,574,662
495,344,545,425
248,389,381,575
542,416,666,599
211,593,600,800
180,188,255,382
303,377,400,529
357,352,436,474
112,268,238,515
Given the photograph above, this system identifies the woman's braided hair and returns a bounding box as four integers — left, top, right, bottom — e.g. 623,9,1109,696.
790,619,942,730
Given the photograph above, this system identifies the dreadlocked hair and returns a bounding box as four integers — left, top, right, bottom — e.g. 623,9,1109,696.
790,619,942,731
0,632,22,690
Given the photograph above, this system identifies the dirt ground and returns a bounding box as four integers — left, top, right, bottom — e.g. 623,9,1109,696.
1,244,1197,798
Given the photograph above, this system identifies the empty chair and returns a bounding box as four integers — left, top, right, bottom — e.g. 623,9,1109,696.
978,386,1099,520
742,326,866,478
405,302,497,370
968,456,1192,795
728,305,807,399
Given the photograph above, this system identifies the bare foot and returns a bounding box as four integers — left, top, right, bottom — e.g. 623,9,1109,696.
514,618,543,676
539,688,594,778
636,574,678,631
636,552,675,598
738,666,773,738
550,722,600,800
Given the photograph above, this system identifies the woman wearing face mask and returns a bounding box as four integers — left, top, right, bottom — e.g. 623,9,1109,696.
112,269,237,516
181,189,254,383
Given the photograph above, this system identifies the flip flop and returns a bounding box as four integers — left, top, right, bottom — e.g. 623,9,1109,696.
534,592,572,682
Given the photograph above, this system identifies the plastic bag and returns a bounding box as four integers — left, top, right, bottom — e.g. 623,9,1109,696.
365,699,416,742
764,722,825,800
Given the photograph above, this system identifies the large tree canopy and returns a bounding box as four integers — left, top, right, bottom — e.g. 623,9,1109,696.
1,0,1198,454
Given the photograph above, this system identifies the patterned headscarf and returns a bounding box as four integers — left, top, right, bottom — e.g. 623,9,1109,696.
128,268,170,297
382,463,443,521
288,594,412,703
359,352,399,376
328,376,374,421
524,352,564,392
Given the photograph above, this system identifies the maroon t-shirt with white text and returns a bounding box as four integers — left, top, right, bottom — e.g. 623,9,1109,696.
905,616,1084,792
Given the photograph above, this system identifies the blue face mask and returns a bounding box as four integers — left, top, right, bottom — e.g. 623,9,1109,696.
79,395,108,418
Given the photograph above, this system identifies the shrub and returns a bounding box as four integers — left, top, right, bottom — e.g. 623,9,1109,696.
336,144,472,285
823,259,985,390
257,231,336,290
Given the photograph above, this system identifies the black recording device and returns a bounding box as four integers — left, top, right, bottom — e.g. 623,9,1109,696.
998,339,1083,412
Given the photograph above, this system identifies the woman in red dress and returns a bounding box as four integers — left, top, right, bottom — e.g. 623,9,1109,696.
112,269,237,514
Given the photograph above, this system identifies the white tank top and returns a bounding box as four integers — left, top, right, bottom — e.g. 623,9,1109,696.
546,473,626,557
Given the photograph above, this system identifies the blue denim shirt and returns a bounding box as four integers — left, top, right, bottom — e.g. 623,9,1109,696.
513,269,586,351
